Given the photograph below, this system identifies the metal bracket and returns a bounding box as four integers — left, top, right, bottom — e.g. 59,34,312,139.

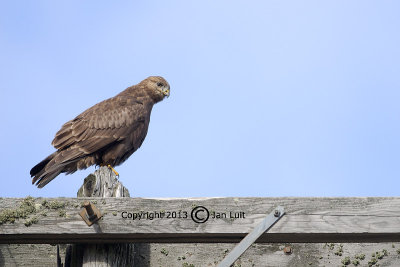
79,201,102,226
217,206,285,267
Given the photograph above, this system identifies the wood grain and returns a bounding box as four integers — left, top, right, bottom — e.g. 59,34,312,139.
2,242,400,267
1,197,399,243
72,166,134,267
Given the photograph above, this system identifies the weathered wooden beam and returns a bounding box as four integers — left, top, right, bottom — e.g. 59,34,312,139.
2,242,400,267
1,196,399,243
0,244,67,267
134,242,400,267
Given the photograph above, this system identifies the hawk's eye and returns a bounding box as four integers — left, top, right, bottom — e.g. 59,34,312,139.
157,82,163,87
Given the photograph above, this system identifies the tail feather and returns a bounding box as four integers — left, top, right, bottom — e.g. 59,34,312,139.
35,170,62,188
30,153,55,177
30,152,65,187
31,150,93,187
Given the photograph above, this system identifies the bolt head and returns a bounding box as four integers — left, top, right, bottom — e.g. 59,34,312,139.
274,209,281,217
283,246,292,255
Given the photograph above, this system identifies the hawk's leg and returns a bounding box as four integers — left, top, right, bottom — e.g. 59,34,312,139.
99,164,119,178
107,165,119,178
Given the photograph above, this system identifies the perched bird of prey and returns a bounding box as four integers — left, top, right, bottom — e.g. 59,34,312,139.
30,76,170,188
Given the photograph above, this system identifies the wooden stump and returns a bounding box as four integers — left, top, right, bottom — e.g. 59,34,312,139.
77,167,130,198
64,166,134,267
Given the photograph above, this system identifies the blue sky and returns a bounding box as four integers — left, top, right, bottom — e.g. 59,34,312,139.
0,1,399,197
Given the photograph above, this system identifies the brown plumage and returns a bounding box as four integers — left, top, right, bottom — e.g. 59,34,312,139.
30,76,170,188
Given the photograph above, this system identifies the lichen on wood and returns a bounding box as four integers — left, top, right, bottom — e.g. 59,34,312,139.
41,199,66,210
0,196,72,228
0,196,36,225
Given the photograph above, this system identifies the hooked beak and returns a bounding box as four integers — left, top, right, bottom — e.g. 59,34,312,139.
162,88,170,98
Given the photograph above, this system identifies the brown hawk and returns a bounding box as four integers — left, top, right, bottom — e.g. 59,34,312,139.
30,76,170,188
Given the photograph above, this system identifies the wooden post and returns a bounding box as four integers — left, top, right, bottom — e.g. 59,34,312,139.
65,166,134,267
76,167,130,198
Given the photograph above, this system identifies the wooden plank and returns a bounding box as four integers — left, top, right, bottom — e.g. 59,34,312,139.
133,242,400,267
0,244,66,267
1,197,400,243
2,242,400,267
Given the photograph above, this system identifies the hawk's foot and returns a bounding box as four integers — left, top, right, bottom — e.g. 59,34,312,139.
107,164,119,178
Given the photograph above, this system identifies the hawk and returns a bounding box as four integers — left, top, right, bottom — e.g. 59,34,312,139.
30,76,170,188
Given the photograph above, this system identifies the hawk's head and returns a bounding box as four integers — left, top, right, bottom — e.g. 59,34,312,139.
141,76,170,102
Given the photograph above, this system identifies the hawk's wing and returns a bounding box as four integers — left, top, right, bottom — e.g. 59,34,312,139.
50,96,146,164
